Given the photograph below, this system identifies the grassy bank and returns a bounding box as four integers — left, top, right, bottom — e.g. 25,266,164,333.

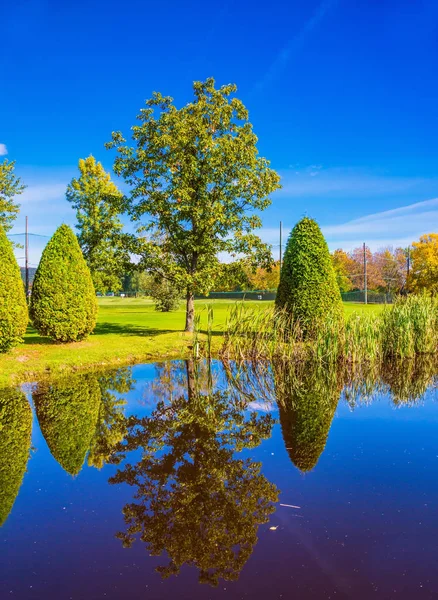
0,298,383,388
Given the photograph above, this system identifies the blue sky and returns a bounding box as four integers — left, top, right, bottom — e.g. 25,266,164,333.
1,0,438,264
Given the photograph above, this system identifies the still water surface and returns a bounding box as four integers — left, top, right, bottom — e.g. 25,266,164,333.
1,359,438,599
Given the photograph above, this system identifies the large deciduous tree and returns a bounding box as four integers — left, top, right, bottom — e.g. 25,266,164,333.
374,247,406,294
106,78,281,332
0,159,26,232
410,233,438,294
66,156,131,293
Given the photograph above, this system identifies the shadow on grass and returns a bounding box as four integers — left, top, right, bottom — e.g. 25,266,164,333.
93,322,177,337
196,329,223,337
22,322,199,345
23,326,54,345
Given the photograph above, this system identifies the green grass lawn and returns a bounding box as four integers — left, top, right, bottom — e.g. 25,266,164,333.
0,298,384,388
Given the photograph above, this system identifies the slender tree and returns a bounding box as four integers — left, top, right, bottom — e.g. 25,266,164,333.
332,249,355,293
66,156,131,293
106,78,280,332
0,159,26,231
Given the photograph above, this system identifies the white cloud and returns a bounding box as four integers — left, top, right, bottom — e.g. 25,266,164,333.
0,143,8,156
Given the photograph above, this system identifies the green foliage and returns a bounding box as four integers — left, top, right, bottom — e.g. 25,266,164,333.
0,159,26,232
30,224,98,342
275,363,340,473
67,156,132,294
106,77,280,331
276,217,343,336
109,360,278,586
33,373,102,475
0,226,28,352
215,261,252,292
149,276,182,312
0,388,32,526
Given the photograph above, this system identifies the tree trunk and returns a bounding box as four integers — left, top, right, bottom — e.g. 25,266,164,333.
185,289,195,333
185,359,196,400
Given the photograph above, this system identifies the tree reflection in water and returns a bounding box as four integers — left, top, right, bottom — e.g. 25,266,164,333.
109,359,279,586
275,363,341,473
0,388,32,526
33,367,133,475
225,355,438,474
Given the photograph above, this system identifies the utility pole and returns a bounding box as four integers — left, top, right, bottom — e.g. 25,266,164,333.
25,216,29,300
363,242,367,304
406,246,411,293
279,221,283,271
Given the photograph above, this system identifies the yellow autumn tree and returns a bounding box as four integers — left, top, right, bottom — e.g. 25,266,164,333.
410,233,438,294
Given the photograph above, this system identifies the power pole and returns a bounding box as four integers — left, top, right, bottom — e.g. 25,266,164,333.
25,216,29,300
363,242,367,304
279,221,283,271
406,246,411,293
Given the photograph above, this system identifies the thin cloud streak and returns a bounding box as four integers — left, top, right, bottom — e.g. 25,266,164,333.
0,143,8,156
259,196,438,256
253,0,337,92
276,167,433,198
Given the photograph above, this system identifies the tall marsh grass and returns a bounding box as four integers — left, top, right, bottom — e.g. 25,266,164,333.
221,295,438,366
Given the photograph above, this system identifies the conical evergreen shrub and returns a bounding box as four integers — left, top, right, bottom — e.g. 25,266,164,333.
30,224,98,342
0,226,28,352
276,217,343,336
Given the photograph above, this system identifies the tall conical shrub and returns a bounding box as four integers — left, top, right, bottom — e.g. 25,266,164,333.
276,217,343,335
0,226,28,352
30,224,98,342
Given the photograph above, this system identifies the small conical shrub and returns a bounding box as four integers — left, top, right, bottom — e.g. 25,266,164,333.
30,224,98,342
0,226,28,352
276,217,343,336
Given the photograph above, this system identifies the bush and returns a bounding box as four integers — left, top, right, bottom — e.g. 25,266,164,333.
30,224,98,342
0,388,32,526
0,226,28,352
276,217,343,336
150,276,182,312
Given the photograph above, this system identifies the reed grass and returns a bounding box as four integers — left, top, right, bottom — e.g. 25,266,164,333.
220,295,438,367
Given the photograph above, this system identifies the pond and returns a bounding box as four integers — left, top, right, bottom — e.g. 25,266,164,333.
1,358,438,599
